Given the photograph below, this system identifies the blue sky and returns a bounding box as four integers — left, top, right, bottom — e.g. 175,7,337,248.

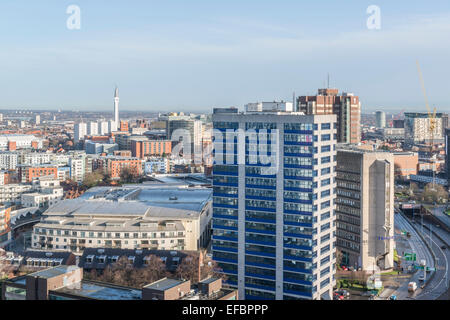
0,0,450,113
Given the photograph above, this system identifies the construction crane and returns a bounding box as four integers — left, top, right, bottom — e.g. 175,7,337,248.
416,60,437,189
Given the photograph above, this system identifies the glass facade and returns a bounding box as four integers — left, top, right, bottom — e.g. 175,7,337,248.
212,114,337,300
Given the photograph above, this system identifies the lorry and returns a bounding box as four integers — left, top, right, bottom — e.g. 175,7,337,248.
408,282,417,292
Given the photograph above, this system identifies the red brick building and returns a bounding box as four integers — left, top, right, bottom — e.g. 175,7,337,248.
298,88,361,144
0,207,11,245
131,140,172,159
119,121,129,132
93,157,143,180
18,165,58,183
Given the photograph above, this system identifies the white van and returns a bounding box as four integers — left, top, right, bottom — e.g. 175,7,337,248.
408,282,417,292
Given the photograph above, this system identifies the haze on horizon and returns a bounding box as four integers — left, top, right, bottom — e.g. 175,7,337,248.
1,0,450,113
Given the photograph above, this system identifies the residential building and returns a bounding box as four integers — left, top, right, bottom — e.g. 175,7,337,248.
21,187,64,209
335,146,394,271
18,164,58,183
19,152,52,166
98,121,110,136
0,152,18,170
212,108,337,300
0,134,43,151
144,158,170,174
131,139,172,159
19,177,64,208
108,120,117,133
92,156,143,180
87,122,98,136
0,184,33,205
0,250,76,271
298,88,361,144
404,112,444,144
119,121,129,132
0,171,13,186
375,111,386,128
0,207,11,247
79,248,194,273
74,123,87,143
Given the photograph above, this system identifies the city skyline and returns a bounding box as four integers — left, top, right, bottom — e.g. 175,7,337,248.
1,1,450,111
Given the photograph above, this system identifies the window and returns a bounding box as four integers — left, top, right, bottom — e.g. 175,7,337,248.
321,123,331,130
321,156,331,164
321,134,331,141
321,178,331,187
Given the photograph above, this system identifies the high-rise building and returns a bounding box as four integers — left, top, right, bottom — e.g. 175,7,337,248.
404,112,444,144
108,120,118,133
167,119,203,162
298,88,361,144
392,119,405,128
98,121,109,136
375,111,386,128
119,121,129,132
34,114,41,125
335,146,394,271
74,123,87,143
212,108,337,300
87,122,98,136
114,87,120,126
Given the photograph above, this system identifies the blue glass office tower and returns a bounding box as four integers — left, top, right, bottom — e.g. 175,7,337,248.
212,107,338,300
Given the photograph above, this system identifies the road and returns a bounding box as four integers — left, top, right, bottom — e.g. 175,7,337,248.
411,217,450,299
430,205,450,229
392,212,434,299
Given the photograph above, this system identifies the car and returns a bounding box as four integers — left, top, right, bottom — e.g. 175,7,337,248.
418,275,425,282
389,295,397,300
333,292,344,300
441,245,447,250
408,282,417,292
341,266,348,271
335,290,350,298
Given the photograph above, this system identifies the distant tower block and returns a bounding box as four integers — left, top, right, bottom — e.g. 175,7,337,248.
114,87,120,126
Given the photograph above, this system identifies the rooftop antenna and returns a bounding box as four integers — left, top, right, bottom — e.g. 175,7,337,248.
327,73,330,89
